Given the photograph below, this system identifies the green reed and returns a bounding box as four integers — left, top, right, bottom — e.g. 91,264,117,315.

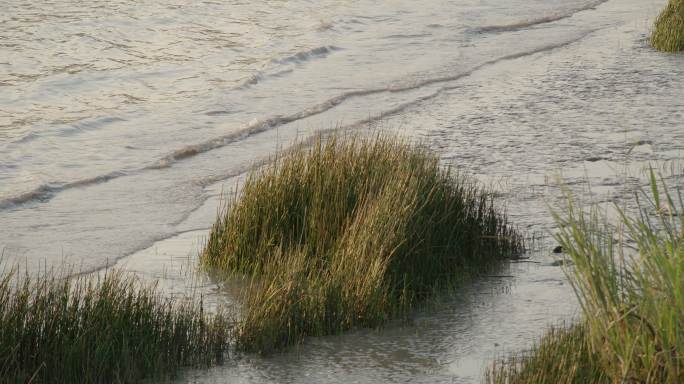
486,170,684,383
0,269,232,383
651,0,684,52
486,324,607,384
202,134,524,354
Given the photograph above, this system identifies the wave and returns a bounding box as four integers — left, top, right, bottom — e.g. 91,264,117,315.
0,184,57,209
0,171,127,210
383,33,432,40
148,31,598,169
476,0,608,33
232,46,336,91
0,31,598,211
11,116,127,145
12,131,41,144
235,73,262,89
272,45,341,65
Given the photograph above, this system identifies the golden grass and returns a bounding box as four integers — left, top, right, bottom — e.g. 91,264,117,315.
202,134,524,354
487,171,684,383
651,0,684,52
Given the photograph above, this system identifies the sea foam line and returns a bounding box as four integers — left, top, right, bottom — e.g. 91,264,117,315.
476,0,608,33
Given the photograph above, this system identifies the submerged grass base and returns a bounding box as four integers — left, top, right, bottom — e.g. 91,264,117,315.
202,134,523,354
651,0,684,52
487,172,684,383
0,270,231,384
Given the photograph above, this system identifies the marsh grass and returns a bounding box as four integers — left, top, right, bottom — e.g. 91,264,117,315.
651,0,684,52
486,170,684,383
202,134,524,354
485,324,607,384
0,269,232,383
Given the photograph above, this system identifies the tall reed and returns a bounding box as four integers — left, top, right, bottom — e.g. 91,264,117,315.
203,134,524,354
0,269,231,383
651,0,684,52
486,170,684,383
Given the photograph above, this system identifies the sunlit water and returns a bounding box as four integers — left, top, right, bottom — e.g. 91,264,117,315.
1,0,683,382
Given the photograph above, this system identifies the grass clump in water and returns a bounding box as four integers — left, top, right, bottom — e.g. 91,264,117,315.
486,170,684,383
0,269,231,383
486,324,607,384
202,134,524,354
651,0,684,52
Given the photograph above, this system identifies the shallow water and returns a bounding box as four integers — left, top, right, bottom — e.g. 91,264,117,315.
1,0,683,382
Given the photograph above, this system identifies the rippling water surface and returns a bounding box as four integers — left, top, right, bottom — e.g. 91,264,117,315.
1,0,683,382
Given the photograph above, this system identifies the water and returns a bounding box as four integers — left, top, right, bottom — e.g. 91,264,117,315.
1,0,683,382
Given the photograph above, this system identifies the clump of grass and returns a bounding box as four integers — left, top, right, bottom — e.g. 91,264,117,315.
0,269,232,383
651,0,684,52
486,170,684,383
202,134,524,354
485,324,607,384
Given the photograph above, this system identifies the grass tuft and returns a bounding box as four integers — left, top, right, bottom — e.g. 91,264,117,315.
485,324,608,384
486,171,684,383
0,269,232,383
651,0,684,52
202,134,524,354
